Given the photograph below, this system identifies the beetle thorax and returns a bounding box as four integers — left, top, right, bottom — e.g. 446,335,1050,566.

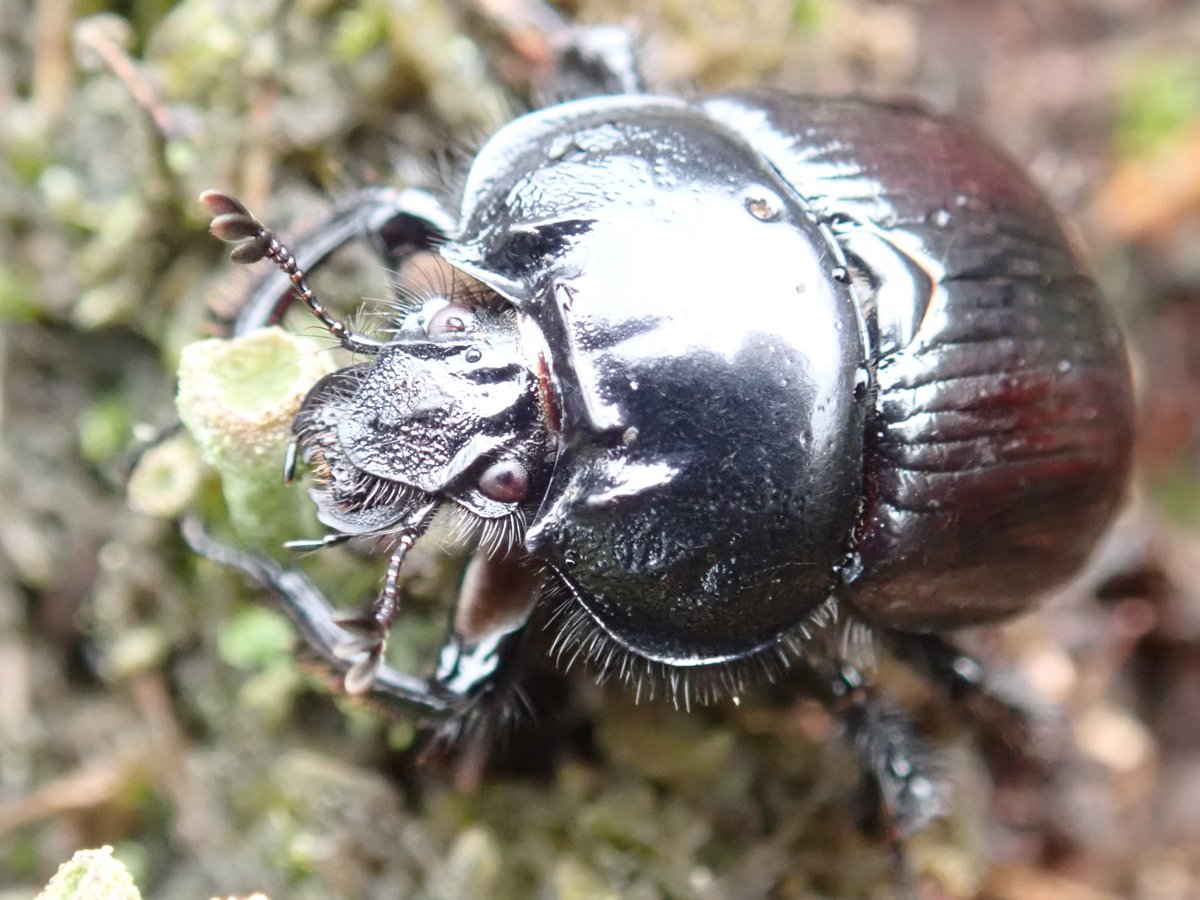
437,97,873,664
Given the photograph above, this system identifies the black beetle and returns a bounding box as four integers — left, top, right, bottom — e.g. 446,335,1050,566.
189,26,1134,835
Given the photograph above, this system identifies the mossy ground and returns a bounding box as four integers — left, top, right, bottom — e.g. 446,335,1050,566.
3,1,1200,897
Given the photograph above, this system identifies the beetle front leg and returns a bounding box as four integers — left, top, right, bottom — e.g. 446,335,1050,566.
433,549,543,712
181,516,540,729
339,541,542,729
181,515,464,720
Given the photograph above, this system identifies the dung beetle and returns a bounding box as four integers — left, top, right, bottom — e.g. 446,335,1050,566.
190,26,1134,835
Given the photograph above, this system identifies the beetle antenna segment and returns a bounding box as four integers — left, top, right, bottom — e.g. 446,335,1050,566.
200,190,385,355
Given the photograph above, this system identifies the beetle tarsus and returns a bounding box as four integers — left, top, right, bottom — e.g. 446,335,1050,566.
324,533,420,691
180,514,532,730
331,615,389,693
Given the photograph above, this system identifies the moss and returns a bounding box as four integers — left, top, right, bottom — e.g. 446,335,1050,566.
176,327,336,551
36,847,142,900
1116,55,1200,158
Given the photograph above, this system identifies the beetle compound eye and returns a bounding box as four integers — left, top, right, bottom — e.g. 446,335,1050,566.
425,303,476,339
478,459,529,504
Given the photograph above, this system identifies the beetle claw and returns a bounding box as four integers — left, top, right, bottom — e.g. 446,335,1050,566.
343,648,384,695
333,630,380,657
333,615,389,690
335,614,382,637
335,620,387,695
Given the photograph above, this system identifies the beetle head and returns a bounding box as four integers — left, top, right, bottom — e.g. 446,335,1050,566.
201,190,554,549
293,295,551,546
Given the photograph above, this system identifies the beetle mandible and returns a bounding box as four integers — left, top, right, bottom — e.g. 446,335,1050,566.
191,25,1134,835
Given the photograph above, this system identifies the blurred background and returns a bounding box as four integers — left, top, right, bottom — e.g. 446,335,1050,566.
2,0,1199,897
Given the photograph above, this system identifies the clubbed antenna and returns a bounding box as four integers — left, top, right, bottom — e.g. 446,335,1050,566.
200,190,383,355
